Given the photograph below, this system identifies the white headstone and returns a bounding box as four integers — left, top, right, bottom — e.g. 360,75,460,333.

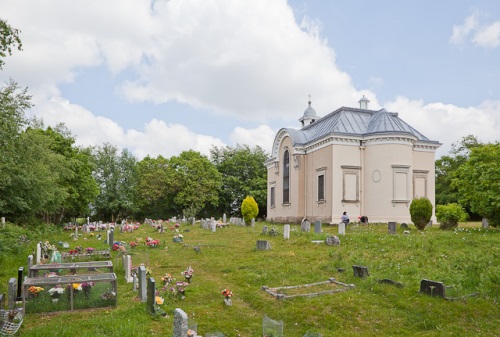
36,242,42,264
1,217,5,226
283,224,290,239
223,213,226,224
74,225,78,240
125,255,133,283
251,218,255,227
338,222,346,236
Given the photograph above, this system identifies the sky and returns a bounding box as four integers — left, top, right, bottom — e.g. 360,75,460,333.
1,0,499,159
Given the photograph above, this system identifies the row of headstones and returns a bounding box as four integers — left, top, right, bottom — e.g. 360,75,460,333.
228,217,255,227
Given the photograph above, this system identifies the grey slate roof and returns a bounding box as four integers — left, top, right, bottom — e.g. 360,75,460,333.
285,106,438,147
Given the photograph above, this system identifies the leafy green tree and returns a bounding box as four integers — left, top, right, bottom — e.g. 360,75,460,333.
92,143,138,222
436,203,468,230
169,150,222,217
453,142,500,227
241,196,258,223
409,197,433,230
210,145,267,217
0,19,22,69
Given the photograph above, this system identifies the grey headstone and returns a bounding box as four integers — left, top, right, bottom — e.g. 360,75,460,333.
257,240,271,250
301,221,310,232
283,224,290,239
138,265,147,302
133,274,138,291
8,278,17,309
482,218,489,228
109,230,114,249
1,217,5,225
174,308,189,337
262,226,268,234
325,235,340,246
420,279,446,298
74,225,78,240
400,223,409,229
314,220,322,233
147,277,156,314
352,265,370,278
192,217,196,225
388,222,396,234
223,213,226,224
338,222,346,236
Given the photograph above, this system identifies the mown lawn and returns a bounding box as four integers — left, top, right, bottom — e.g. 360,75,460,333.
1,221,499,336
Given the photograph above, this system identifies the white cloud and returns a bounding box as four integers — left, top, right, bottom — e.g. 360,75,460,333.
385,97,500,157
229,125,276,154
450,12,500,48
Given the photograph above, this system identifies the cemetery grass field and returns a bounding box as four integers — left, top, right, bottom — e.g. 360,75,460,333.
1,221,499,337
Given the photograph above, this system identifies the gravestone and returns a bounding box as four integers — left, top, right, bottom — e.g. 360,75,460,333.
242,218,246,226
262,226,268,234
16,267,23,300
257,240,271,250
108,230,114,249
211,219,216,232
27,255,34,277
262,315,283,337
352,265,370,278
388,222,396,234
36,242,42,264
74,226,78,240
173,308,189,337
147,277,156,314
125,255,133,283
400,223,409,229
133,274,138,291
223,213,226,224
8,278,17,309
338,222,345,236
325,235,340,246
314,220,322,233
1,217,5,226
192,217,196,226
251,218,255,227
283,224,290,239
301,220,310,232
138,265,147,302
482,218,489,229
420,279,446,298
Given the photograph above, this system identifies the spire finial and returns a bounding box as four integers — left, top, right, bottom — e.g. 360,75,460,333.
308,94,311,106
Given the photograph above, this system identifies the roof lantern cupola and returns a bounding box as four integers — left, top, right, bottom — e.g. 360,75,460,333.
299,95,318,128
359,95,370,110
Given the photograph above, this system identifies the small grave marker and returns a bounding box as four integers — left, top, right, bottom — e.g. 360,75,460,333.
388,222,396,234
338,222,345,236
325,235,340,246
301,220,310,232
257,240,271,250
352,265,369,278
420,279,446,298
262,226,268,234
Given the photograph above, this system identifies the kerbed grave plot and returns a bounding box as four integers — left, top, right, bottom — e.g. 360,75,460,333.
262,278,354,300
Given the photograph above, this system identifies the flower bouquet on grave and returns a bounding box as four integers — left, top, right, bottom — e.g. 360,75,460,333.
169,281,189,299
28,286,44,299
82,281,94,299
74,246,83,254
172,234,183,242
161,273,175,290
146,237,160,247
85,247,95,254
67,283,82,300
222,289,233,306
181,266,194,283
48,286,65,302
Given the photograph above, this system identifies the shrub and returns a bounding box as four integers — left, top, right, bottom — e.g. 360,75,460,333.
436,203,469,229
409,197,433,230
241,196,258,223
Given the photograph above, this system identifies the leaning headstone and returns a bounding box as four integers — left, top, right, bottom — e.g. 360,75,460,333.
125,255,133,283
262,315,283,337
147,277,156,314
8,278,17,309
352,265,370,278
301,220,310,232
388,222,396,234
420,279,446,298
173,308,189,337
283,224,290,239
314,220,322,233
338,222,346,236
257,240,271,250
138,265,147,302
325,235,340,246
251,218,255,227
36,242,42,264
482,218,489,229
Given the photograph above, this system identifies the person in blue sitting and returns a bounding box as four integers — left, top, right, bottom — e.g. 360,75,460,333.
341,211,349,224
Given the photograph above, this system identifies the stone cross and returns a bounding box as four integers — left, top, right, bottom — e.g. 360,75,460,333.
314,220,322,233
173,308,189,337
138,265,147,302
147,277,156,314
283,224,290,239
125,255,133,283
388,222,396,234
338,222,346,236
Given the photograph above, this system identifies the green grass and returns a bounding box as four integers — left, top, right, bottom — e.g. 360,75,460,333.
1,221,499,336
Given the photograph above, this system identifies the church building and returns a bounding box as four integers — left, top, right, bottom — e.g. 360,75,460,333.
264,96,441,224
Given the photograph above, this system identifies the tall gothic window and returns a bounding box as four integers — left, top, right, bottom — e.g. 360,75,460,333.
283,150,290,204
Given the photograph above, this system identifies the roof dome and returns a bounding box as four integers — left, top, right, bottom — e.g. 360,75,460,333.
303,101,317,118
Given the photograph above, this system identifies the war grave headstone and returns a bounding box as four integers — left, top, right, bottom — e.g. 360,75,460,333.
283,224,290,239
338,222,345,235
314,220,322,233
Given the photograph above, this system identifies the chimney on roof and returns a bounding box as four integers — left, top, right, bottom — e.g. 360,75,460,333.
359,95,370,110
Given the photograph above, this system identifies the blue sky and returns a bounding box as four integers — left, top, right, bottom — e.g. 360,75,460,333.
1,0,499,159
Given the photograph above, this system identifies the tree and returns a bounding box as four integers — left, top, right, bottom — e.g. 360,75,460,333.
241,196,258,223
92,143,138,221
409,197,433,230
210,145,268,217
0,19,22,69
453,142,500,227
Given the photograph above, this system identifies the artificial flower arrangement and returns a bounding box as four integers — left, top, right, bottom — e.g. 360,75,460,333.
82,281,94,298
48,286,65,301
85,247,94,253
129,241,138,248
28,286,44,297
172,234,183,242
161,273,175,286
74,246,83,253
221,289,233,299
146,237,160,247
40,241,57,258
155,296,164,305
181,266,194,282
169,281,189,298
67,283,83,293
